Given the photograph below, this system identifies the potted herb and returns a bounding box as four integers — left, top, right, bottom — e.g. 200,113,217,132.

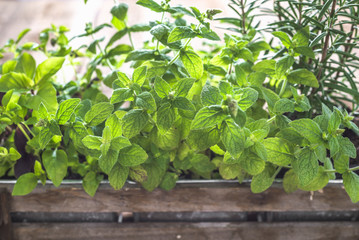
0,0,359,204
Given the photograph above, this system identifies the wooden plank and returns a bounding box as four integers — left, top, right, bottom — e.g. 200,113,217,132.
0,188,13,240
1,182,358,213
12,222,359,240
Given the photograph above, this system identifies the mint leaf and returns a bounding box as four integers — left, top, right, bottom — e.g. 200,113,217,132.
191,106,228,130
190,154,216,174
293,147,318,186
299,167,329,191
252,59,276,75
187,127,220,151
119,144,148,167
201,85,222,106
136,92,156,111
287,69,319,88
83,172,103,197
12,173,38,196
273,99,295,114
283,169,299,193
234,87,258,110
174,78,195,97
289,119,323,144
136,0,163,12
240,152,266,175
251,164,276,193
109,163,129,190
82,136,102,150
154,77,171,98
56,98,81,125
132,66,147,86
42,149,68,187
156,103,176,133
15,52,36,79
173,97,195,111
263,138,294,166
221,120,245,158
343,171,359,203
160,172,178,191
168,26,197,43
275,55,294,80
111,88,133,104
180,50,203,79
85,102,114,127
122,109,149,138
272,31,292,48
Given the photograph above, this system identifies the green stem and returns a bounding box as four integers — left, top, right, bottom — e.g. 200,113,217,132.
156,12,165,51
272,167,282,179
279,78,287,97
324,166,359,174
92,34,115,71
128,31,135,49
228,62,233,75
267,115,276,123
21,122,35,137
17,124,31,142
349,166,359,172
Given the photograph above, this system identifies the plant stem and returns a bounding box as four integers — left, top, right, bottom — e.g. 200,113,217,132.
267,115,276,123
92,34,115,71
156,12,165,51
316,0,337,81
349,166,359,172
21,122,35,137
228,62,233,75
272,167,282,179
240,0,246,34
128,31,135,49
17,124,31,142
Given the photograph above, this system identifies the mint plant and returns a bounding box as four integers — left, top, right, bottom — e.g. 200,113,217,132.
1,0,359,203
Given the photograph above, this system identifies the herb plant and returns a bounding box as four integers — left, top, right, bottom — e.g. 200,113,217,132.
1,0,359,203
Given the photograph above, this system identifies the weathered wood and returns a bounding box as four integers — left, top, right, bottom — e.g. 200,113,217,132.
12,222,359,240
0,188,13,240
1,182,358,213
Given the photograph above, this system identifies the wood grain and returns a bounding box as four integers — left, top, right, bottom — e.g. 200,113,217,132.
13,222,359,240
0,188,13,240
1,182,358,213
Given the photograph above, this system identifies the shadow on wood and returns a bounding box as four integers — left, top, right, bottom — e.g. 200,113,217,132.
0,188,13,240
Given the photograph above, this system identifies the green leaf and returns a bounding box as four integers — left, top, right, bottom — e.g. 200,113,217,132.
15,52,36,79
34,57,65,85
294,47,315,58
240,152,265,175
201,85,223,106
30,82,58,113
132,66,147,86
283,169,299,193
328,109,342,134
105,114,122,138
136,92,156,111
129,166,148,183
122,109,149,138
111,3,128,21
99,147,119,174
136,0,163,12
82,135,102,150
0,72,34,92
191,106,228,130
156,103,176,133
276,55,294,80
39,128,54,150
289,119,323,144
221,120,245,158
263,138,294,166
252,59,276,75
174,78,195,97
56,98,81,125
42,149,68,187
154,77,171,98
168,26,197,43
251,164,276,193
85,102,114,127
338,136,356,159
111,136,131,150
234,64,247,86
110,88,133,104
109,163,129,190
173,97,195,111
190,154,216,174
299,167,329,191
125,49,156,62
119,144,148,167
343,171,359,203
287,69,319,88
160,172,178,191
218,81,233,95
234,87,258,111
273,99,295,114
187,127,220,151
219,163,242,179
292,147,318,186
293,26,309,47
12,173,38,196
83,172,103,197
180,50,203,79
272,31,292,49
